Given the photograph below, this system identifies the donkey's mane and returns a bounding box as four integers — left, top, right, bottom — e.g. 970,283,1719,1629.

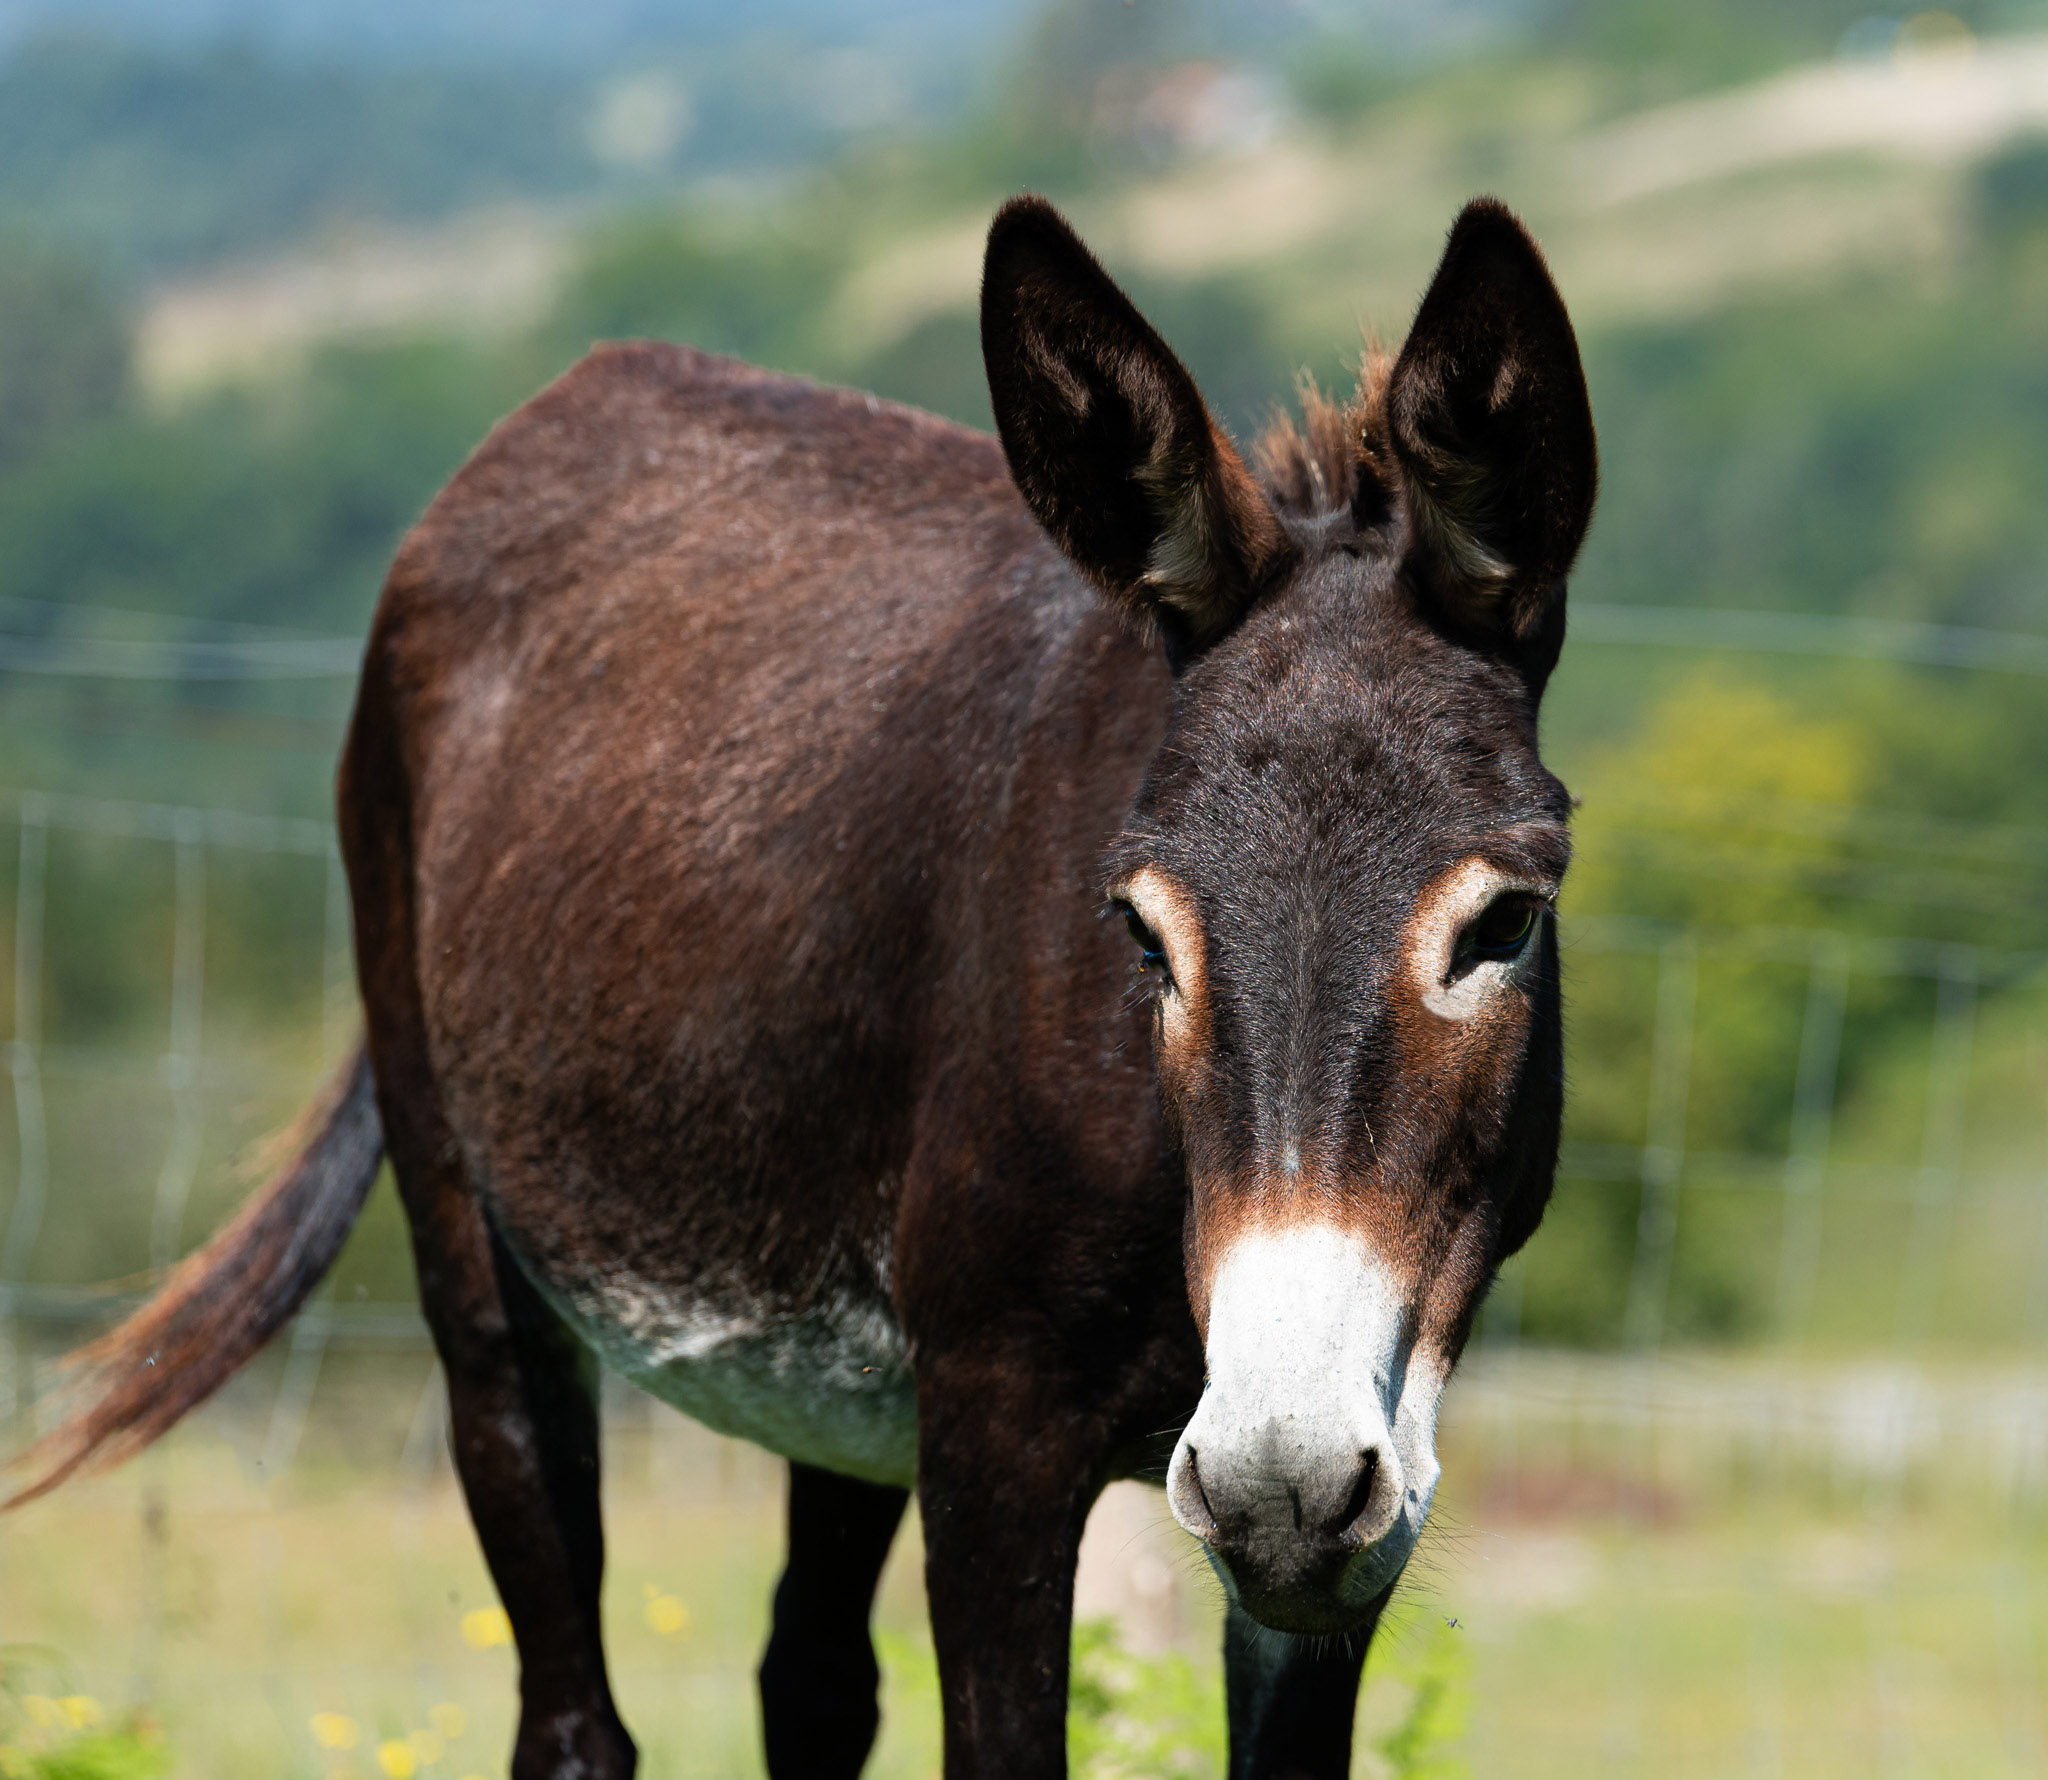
1249,349,1394,522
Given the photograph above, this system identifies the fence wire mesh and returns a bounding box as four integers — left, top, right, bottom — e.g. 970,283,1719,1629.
0,768,2042,1778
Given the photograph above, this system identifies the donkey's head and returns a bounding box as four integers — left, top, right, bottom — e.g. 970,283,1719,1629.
983,196,1595,1633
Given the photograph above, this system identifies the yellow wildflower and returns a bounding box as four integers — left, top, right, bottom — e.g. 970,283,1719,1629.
643,1591,689,1637
428,1703,467,1740
21,1698,60,1732
460,1605,513,1649
310,1712,360,1751
376,1738,418,1779
56,1697,101,1731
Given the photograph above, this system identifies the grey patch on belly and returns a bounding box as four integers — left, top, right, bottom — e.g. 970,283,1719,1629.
540,1266,919,1489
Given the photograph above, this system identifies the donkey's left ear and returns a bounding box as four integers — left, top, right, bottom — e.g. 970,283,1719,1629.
1386,199,1597,673
982,196,1289,656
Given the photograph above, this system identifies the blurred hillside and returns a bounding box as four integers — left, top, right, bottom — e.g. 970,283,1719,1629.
0,0,2045,1350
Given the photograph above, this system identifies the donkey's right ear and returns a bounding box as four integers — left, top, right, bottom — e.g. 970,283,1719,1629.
981,197,1288,656
1385,199,1597,678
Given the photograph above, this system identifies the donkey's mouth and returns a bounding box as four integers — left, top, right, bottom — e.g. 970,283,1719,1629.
1169,1417,1434,1633
1206,1533,1407,1637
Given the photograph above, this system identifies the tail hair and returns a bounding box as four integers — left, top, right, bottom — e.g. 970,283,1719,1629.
2,1043,384,1509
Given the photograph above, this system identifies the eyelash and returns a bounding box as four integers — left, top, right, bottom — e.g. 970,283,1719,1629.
1113,901,1175,989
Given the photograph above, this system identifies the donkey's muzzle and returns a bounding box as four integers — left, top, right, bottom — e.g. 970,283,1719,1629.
1164,1222,1445,1633
1167,1417,1409,1634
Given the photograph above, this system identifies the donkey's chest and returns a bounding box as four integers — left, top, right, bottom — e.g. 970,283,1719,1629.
544,1266,920,1488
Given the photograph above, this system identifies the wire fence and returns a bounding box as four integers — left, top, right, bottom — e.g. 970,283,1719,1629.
0,703,2043,1773
11,597,2048,682
0,786,2039,1396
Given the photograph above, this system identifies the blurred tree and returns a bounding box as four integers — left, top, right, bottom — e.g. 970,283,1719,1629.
1007,0,1200,114
0,335,544,633
1534,0,2000,90
1284,31,1397,126
1575,269,2048,637
1976,135,2048,299
0,237,129,471
0,32,596,274
1976,137,2048,236
964,0,1212,185
1522,655,2048,1346
551,210,848,373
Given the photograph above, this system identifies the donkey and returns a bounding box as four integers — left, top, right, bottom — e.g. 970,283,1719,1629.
9,193,1593,1778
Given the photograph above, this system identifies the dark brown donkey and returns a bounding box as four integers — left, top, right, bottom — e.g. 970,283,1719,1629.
9,194,1594,1778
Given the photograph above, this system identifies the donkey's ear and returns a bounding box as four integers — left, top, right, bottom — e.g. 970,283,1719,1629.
1386,198,1597,666
981,196,1288,654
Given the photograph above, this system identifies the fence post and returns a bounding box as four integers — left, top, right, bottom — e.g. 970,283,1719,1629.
1623,930,1698,1353
322,842,352,1063
1606,929,1698,1778
0,796,48,1426
261,842,357,1485
1894,944,1978,1347
149,811,207,1271
1774,935,1849,1341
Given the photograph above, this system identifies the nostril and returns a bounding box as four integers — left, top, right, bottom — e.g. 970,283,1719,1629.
1167,1444,1219,1542
1335,1448,1383,1545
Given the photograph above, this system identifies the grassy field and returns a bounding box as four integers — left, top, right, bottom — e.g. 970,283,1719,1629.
3,1342,2045,1779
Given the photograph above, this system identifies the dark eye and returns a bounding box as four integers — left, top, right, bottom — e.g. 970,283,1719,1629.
1464,896,1540,964
1117,902,1171,978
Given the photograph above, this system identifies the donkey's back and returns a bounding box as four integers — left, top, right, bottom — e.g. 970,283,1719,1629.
350,340,1162,1484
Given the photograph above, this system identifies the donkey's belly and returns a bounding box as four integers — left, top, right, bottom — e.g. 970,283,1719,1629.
541,1265,920,1488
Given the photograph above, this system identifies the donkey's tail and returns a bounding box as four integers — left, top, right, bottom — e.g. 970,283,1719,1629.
1,1043,384,1510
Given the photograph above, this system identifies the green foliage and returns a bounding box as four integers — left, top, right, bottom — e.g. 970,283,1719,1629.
0,1650,169,1780
978,0,1211,181
551,209,852,374
880,1611,1469,1778
1372,1615,1471,1780
1530,0,2002,89
1518,658,2048,1348
1575,265,2048,636
0,333,547,636
10,1735,170,1780
1284,34,1400,124
1976,135,2048,235
2,0,2046,1351
0,240,128,472
877,1617,1229,1779
0,33,597,275
1066,1616,1226,1780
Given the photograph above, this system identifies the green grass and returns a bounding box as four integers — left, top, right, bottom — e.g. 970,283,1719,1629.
3,1347,2044,1777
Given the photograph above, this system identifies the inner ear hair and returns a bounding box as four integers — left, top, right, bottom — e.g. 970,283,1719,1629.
1386,197,1598,655
1134,423,1288,647
981,196,1288,652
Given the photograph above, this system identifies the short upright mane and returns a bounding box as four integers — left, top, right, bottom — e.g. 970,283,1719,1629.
1250,350,1394,522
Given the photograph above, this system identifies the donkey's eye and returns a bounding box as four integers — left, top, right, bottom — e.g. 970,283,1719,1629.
1464,897,1540,964
1117,903,1170,977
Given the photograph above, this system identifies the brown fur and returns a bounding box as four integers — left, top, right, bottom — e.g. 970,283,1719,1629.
1249,355,1394,522
10,194,1595,1780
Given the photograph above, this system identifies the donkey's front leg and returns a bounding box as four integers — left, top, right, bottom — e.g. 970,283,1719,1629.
1222,1597,1373,1779
917,1362,1101,1779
